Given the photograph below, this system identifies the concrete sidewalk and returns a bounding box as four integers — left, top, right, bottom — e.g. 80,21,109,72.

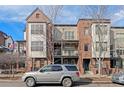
79,78,112,84
80,74,112,78
79,74,112,84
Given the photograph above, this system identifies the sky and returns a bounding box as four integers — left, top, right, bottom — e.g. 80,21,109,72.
0,5,124,41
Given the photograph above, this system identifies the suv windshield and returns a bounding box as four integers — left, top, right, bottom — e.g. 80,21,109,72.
65,66,78,71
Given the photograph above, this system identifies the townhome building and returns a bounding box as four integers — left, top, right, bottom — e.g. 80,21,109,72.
24,8,124,75
110,27,124,72
25,8,52,71
77,19,111,74
54,24,78,65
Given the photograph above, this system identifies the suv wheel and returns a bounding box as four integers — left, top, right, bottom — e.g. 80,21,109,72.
25,77,36,87
62,78,72,87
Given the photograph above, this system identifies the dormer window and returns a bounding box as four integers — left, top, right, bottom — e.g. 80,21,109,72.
36,13,40,18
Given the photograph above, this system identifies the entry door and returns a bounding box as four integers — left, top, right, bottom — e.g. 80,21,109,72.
83,59,90,71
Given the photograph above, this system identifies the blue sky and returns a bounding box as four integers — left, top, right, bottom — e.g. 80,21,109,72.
0,5,124,41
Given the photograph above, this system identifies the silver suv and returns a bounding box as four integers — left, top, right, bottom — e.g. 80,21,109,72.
22,64,80,87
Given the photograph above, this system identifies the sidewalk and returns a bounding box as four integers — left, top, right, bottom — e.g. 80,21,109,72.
79,74,112,84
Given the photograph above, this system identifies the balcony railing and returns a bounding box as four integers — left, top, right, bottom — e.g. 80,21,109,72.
54,50,61,56
62,50,78,56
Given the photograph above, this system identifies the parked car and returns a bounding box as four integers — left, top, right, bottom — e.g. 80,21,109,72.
22,64,80,87
112,71,124,84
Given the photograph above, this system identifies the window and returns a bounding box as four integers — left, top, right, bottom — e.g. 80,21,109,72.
120,50,123,55
116,37,124,48
84,28,89,36
52,66,63,71
63,59,68,64
8,43,11,48
64,31,74,40
110,45,113,50
40,66,52,72
116,49,124,55
95,25,108,35
31,41,43,51
96,42,107,51
65,66,78,71
40,65,62,72
116,49,120,55
36,13,40,18
84,44,90,51
31,24,44,34
71,59,76,64
123,50,124,55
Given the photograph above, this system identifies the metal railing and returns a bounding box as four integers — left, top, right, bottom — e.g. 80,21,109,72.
62,50,78,56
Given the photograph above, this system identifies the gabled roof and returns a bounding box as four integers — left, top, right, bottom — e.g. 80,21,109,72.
0,31,8,39
26,8,50,23
0,31,7,36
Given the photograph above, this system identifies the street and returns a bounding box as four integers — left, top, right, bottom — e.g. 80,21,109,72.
0,80,123,87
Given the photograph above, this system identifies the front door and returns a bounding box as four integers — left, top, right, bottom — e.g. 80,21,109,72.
83,59,90,73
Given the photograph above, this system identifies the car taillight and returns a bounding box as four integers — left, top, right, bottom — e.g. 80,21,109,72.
76,72,80,77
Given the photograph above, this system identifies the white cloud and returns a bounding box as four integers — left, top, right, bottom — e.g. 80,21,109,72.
0,5,66,23
111,10,124,24
55,8,79,24
1,5,124,25
0,5,37,23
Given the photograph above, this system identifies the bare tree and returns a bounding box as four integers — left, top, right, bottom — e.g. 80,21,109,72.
0,53,16,77
0,53,26,77
37,6,63,64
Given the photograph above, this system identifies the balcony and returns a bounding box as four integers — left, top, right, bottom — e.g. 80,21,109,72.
62,50,78,57
54,49,61,56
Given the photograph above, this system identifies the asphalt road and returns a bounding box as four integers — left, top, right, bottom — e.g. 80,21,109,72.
0,80,123,87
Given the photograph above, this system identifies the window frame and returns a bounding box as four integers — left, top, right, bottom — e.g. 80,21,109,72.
84,43,90,51
65,66,78,71
95,25,108,35
64,31,74,40
36,13,40,18
52,66,63,71
40,65,52,72
31,24,44,35
31,41,44,51
96,42,107,51
84,28,90,36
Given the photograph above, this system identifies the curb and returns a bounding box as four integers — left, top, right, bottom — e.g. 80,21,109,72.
77,81,112,84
